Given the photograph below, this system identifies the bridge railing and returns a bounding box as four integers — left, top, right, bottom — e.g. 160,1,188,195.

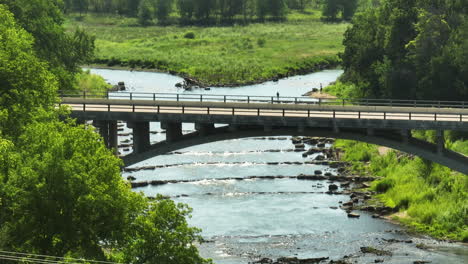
62,101,467,123
59,91,468,109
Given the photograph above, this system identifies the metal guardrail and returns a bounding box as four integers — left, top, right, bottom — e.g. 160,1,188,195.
61,101,467,123
59,91,468,109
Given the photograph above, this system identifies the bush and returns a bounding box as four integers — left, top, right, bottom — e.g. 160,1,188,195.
184,32,196,39
257,38,266,47
374,178,395,193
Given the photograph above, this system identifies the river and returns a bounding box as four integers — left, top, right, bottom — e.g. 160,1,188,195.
87,68,467,264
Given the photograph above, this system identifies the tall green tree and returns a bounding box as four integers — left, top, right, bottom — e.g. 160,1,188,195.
138,0,153,25
194,0,215,22
74,0,89,15
340,0,468,100
0,0,95,92
177,0,195,22
0,4,211,263
155,0,173,24
270,0,288,20
0,4,58,137
323,0,359,21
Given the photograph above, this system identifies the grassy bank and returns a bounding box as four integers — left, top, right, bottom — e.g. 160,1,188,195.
75,70,112,94
336,138,467,242
326,81,468,242
66,11,347,86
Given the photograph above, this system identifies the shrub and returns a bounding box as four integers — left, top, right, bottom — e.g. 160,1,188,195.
375,178,395,193
184,32,196,39
257,38,266,47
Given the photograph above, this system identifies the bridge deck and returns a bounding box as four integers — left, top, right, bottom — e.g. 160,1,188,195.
62,98,468,131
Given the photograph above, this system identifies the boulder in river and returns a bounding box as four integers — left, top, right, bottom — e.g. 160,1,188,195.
314,155,325,161
360,247,392,256
317,143,325,148
291,137,302,144
328,184,338,191
253,258,273,263
127,176,136,181
347,212,361,218
295,143,305,149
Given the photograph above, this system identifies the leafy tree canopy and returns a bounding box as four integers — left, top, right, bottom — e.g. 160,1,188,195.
0,3,210,263
0,4,58,138
340,0,468,100
0,0,95,91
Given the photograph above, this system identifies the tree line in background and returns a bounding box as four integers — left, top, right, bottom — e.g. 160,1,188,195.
64,0,360,25
340,0,468,101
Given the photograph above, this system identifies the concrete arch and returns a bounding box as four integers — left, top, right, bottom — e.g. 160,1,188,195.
122,126,468,174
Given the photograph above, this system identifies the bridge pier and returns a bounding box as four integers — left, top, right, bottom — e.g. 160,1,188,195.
162,122,182,142
128,122,150,154
93,120,118,153
195,123,215,136
400,129,412,143
109,121,118,154
437,130,445,154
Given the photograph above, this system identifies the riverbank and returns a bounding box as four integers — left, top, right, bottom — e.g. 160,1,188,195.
323,81,468,242
333,139,468,242
85,57,340,88
67,13,347,86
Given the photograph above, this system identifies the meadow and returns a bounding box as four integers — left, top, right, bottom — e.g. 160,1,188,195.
66,10,348,85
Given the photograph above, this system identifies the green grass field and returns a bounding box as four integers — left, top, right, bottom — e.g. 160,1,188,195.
66,10,348,85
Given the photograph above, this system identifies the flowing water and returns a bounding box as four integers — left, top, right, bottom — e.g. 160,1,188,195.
88,68,467,264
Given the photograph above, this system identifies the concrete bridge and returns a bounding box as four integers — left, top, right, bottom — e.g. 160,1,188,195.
61,92,468,174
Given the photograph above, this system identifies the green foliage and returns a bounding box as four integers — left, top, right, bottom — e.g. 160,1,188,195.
184,31,196,39
0,120,210,262
154,0,173,24
0,120,136,258
122,196,212,264
322,0,359,21
138,0,153,26
324,81,361,98
64,0,298,25
0,0,95,91
340,0,468,100
336,138,468,241
375,178,395,193
76,70,112,94
0,3,211,262
0,4,58,138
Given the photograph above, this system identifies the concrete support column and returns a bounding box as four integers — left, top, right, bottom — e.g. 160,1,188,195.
195,123,215,136
94,120,109,148
437,130,445,154
129,122,150,154
332,121,340,134
108,121,118,154
400,129,412,143
162,122,182,142
264,124,272,132
297,124,305,133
